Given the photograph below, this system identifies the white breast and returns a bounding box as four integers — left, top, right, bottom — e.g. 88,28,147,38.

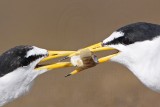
0,66,45,106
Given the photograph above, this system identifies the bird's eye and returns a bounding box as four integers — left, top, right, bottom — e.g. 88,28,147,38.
121,37,130,45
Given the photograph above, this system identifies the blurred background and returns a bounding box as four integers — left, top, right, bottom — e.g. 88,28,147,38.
1,0,160,107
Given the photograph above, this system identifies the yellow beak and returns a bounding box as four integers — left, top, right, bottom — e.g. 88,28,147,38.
35,51,75,71
69,42,119,63
35,43,119,77
66,42,119,76
89,42,119,63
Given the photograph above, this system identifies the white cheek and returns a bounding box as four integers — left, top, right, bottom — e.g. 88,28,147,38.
25,46,47,58
109,44,135,66
109,44,126,51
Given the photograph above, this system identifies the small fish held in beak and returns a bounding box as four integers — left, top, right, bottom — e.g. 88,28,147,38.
65,49,98,77
64,42,119,77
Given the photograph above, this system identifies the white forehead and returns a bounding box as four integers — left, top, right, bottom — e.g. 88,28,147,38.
25,46,47,58
103,31,124,44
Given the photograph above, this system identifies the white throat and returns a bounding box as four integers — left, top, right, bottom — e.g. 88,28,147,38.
0,60,47,106
111,36,160,92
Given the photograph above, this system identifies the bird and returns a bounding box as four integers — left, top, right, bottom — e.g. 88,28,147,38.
0,45,74,106
69,22,160,93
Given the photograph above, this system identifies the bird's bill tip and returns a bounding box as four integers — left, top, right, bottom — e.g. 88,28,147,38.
65,69,81,77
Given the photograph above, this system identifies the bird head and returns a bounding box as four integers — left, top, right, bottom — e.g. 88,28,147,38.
0,45,75,78
0,46,76,106
99,22,160,68
68,22,160,92
68,22,160,80
0,46,46,77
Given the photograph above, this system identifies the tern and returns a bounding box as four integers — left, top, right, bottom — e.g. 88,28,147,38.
69,22,160,93
0,45,75,106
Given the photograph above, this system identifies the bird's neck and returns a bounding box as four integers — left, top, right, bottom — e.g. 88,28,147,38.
126,38,160,92
112,37,160,92
0,68,40,106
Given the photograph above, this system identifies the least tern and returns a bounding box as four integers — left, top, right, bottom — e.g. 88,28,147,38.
0,45,75,106
69,22,160,92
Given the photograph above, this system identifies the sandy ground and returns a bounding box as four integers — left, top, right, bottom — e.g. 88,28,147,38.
1,0,160,107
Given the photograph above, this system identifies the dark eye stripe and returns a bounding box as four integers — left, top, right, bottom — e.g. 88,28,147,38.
22,55,45,66
105,36,134,45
